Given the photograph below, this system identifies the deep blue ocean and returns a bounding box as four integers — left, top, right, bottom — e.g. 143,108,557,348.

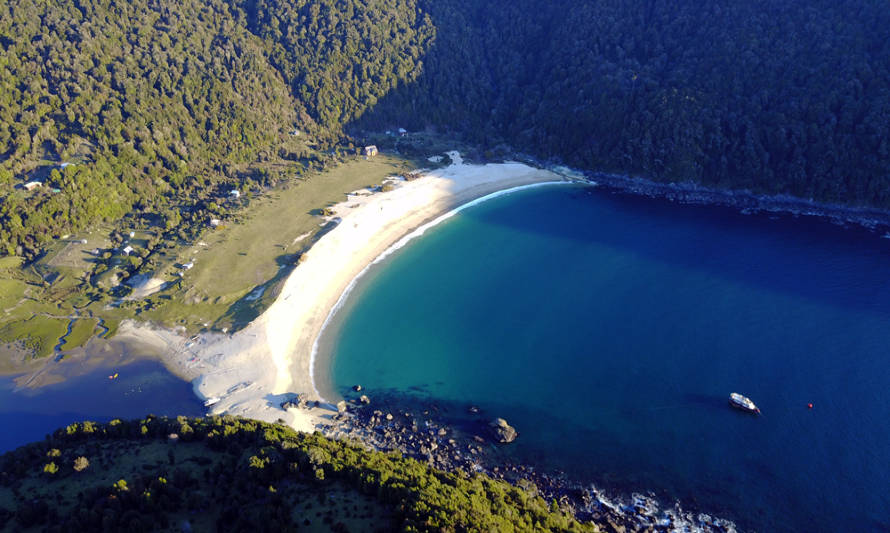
322,184,890,532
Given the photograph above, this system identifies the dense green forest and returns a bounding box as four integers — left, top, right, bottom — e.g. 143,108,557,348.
356,0,890,207
3,0,890,254
0,416,595,531
0,0,432,256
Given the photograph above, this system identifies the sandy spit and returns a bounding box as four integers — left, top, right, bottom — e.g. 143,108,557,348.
126,152,569,432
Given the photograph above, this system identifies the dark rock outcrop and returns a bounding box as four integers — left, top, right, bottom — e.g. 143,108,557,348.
489,418,518,443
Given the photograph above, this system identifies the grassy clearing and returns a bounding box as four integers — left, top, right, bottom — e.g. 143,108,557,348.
0,256,23,270
0,315,69,359
140,154,415,331
100,318,119,338
0,279,28,312
43,233,109,271
61,318,98,351
1,152,421,361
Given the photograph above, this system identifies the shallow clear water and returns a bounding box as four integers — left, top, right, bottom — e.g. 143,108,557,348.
324,184,890,532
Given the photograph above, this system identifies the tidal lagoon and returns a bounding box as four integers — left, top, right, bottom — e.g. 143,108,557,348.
322,184,890,532
1,357,203,454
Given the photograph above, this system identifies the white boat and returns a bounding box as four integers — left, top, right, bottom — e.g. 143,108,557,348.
729,392,760,414
203,397,221,407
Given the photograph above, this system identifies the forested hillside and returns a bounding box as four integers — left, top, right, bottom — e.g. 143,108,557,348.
3,0,890,255
0,0,432,256
0,416,595,531
356,0,890,207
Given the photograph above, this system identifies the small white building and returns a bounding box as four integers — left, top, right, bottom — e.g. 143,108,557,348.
229,189,240,199
59,162,72,169
129,231,135,238
209,218,221,227
24,181,42,191
398,127,407,136
183,261,194,270
122,245,134,256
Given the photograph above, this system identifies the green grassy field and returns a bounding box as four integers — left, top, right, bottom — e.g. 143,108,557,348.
60,318,98,351
140,154,415,332
0,257,23,271
0,315,69,360
0,148,443,367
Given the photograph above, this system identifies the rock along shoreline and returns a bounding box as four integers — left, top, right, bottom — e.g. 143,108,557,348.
545,161,890,233
315,389,739,533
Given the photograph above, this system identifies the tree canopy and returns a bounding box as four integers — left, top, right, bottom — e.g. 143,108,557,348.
356,0,890,207
0,0,432,255
4,0,890,254
0,416,595,532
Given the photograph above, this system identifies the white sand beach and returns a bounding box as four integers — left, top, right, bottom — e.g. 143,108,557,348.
126,152,568,432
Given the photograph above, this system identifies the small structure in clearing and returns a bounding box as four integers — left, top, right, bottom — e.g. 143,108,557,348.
364,145,378,158
209,218,221,227
182,261,194,270
24,181,42,191
121,245,134,256
229,189,241,199
397,127,407,136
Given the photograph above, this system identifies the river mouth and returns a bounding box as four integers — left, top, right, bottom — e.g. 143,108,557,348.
1,335,203,453
318,184,890,532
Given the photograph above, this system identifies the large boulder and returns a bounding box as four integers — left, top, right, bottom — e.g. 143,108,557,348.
280,393,307,409
488,418,518,443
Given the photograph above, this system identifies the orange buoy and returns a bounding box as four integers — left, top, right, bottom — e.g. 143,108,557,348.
807,403,813,409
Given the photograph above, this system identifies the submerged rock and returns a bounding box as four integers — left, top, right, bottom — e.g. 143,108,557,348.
489,418,518,443
336,400,347,414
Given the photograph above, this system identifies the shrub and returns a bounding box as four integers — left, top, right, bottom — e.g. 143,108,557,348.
73,456,90,472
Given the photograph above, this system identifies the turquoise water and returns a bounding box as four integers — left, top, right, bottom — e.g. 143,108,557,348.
324,184,890,532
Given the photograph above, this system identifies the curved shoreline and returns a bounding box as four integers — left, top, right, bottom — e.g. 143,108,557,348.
137,152,569,431
309,179,576,403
